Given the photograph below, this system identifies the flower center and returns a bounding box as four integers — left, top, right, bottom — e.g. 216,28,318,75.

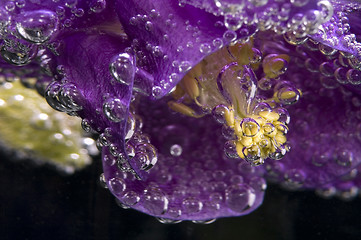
168,41,301,165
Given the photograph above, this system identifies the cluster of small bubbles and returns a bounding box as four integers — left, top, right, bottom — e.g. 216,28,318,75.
98,108,159,178
1,37,38,66
290,35,361,87
45,81,84,113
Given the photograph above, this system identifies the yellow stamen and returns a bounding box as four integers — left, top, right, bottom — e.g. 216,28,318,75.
167,101,204,118
182,74,200,101
259,111,279,121
167,40,296,165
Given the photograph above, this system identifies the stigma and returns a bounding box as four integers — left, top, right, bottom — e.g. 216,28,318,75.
168,41,301,166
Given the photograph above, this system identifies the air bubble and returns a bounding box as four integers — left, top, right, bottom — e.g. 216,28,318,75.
347,69,361,85
110,53,135,86
223,30,237,43
16,10,58,44
170,144,182,157
90,0,106,13
103,98,127,122
182,197,203,214
212,105,228,124
143,188,169,215
241,118,260,137
199,43,211,54
0,42,37,66
225,184,255,212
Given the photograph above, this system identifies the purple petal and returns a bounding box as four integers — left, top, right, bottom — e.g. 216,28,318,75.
103,99,266,221
114,0,243,98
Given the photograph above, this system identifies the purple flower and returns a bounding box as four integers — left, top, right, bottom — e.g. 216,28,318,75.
1,0,361,222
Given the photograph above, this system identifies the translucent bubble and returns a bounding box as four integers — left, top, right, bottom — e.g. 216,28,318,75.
224,140,239,159
317,0,334,22
319,62,334,77
122,191,140,206
143,188,169,215
157,218,182,224
290,0,309,7
263,123,275,135
108,177,126,196
320,76,338,89
98,133,110,147
212,38,223,49
212,104,228,124
223,30,237,42
304,39,319,51
334,67,348,84
110,53,135,85
243,146,261,164
225,184,255,212
305,58,319,73
135,143,158,171
0,7,11,31
284,169,305,189
58,83,83,112
249,0,268,7
269,145,286,160
258,77,273,90
0,41,37,66
45,82,68,112
182,197,203,213
311,152,330,167
170,144,182,157
145,21,153,31
241,118,260,137
80,119,92,133
178,61,191,73
316,187,336,199
103,98,127,122
253,102,272,115
318,44,337,56
16,10,58,44
347,69,361,85
303,10,321,27
222,125,235,140
336,150,353,167
98,173,107,188
152,86,162,98
199,43,211,54
277,86,300,105
250,48,262,64
5,2,15,12
249,176,267,191
284,32,308,45
90,0,106,13
192,219,217,224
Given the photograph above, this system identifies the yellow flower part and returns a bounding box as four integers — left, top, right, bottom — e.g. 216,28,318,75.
0,80,96,173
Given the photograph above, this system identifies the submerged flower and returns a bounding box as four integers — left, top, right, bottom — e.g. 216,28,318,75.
1,0,361,222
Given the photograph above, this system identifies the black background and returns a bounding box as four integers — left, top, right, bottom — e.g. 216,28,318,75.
1,152,361,240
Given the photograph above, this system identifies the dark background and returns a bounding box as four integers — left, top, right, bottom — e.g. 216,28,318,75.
1,152,361,240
